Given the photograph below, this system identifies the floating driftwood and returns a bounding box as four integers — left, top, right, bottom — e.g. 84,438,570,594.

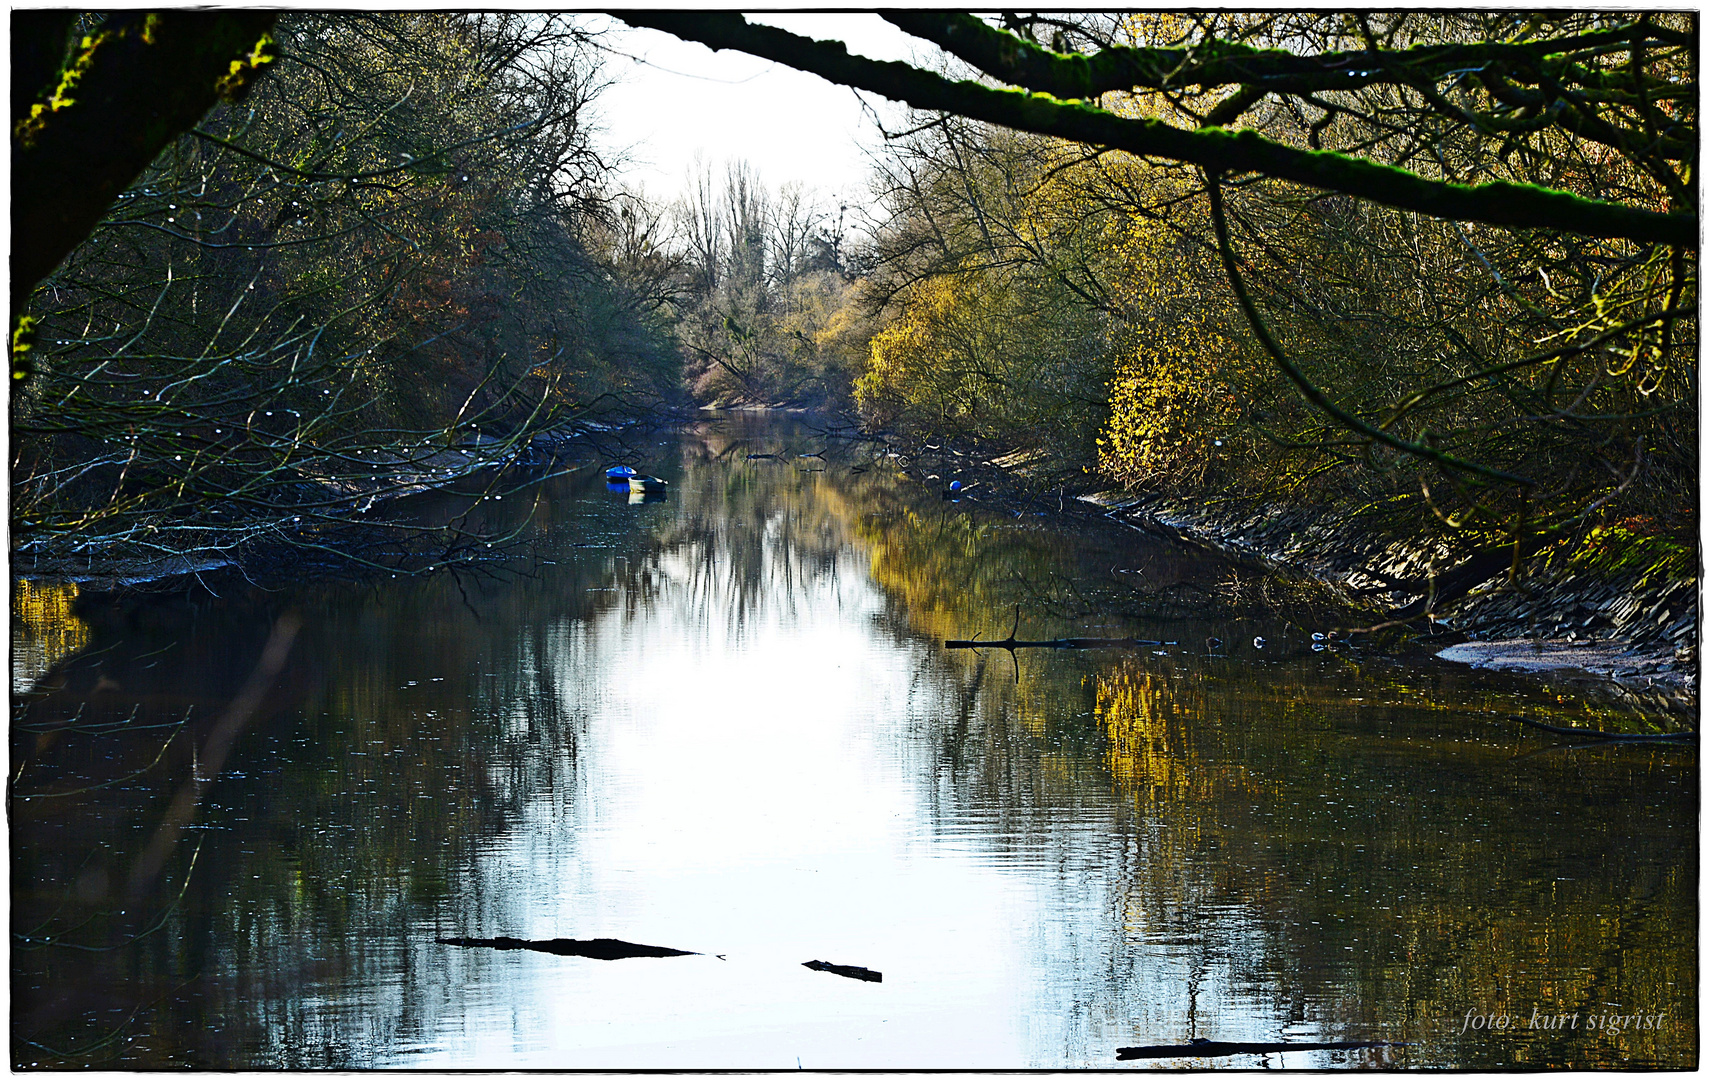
1117,1038,1408,1060
802,959,882,983
945,606,1175,652
437,936,697,959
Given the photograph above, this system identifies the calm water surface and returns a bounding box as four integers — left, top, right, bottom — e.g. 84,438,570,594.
11,415,1696,1068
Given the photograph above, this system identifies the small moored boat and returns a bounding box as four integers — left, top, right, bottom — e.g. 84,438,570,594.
628,474,668,493
605,464,638,481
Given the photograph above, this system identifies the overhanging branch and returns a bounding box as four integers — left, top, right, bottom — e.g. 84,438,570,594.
12,11,281,308
614,12,1693,247
878,12,1663,101
1205,173,1535,488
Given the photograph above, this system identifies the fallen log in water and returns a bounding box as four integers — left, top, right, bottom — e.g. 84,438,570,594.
437,936,697,959
1117,1038,1407,1060
802,959,882,982
945,636,1176,650
946,605,1175,652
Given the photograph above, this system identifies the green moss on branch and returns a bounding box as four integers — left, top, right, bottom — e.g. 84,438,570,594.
878,12,1669,100
12,11,279,308
616,12,1692,246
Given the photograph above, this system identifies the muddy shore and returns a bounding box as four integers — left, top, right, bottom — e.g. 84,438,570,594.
1091,491,1696,696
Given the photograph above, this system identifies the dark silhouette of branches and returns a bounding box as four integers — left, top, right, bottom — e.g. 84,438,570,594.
13,11,280,307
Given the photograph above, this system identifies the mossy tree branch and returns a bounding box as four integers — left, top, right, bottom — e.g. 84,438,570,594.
878,12,1671,100
614,12,1693,247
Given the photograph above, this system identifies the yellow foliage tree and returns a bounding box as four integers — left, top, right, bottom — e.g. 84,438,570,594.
1100,314,1246,489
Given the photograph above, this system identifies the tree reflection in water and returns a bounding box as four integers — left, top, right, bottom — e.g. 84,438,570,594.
10,414,1695,1068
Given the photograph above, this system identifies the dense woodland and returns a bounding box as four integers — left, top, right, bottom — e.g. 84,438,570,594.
819,11,1695,590
13,14,682,574
11,11,1697,587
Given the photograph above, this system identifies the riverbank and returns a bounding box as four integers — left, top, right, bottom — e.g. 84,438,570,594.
890,438,1698,706
9,424,622,592
1088,490,1696,695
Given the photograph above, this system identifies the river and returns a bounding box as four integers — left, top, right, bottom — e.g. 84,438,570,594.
10,413,1696,1068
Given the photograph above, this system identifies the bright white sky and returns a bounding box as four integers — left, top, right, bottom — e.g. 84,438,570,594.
585,14,931,211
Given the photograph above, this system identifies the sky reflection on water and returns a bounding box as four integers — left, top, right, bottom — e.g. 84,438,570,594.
11,414,1696,1068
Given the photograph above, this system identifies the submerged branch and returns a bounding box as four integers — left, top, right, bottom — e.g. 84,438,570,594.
802,959,882,982
1506,714,1696,742
436,936,699,959
945,635,1177,650
945,606,1177,651
1118,1039,1410,1060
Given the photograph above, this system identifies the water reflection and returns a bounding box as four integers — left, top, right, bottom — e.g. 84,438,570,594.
11,579,89,694
11,414,1696,1068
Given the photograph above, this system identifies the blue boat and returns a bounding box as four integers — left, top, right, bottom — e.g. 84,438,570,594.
605,464,637,481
